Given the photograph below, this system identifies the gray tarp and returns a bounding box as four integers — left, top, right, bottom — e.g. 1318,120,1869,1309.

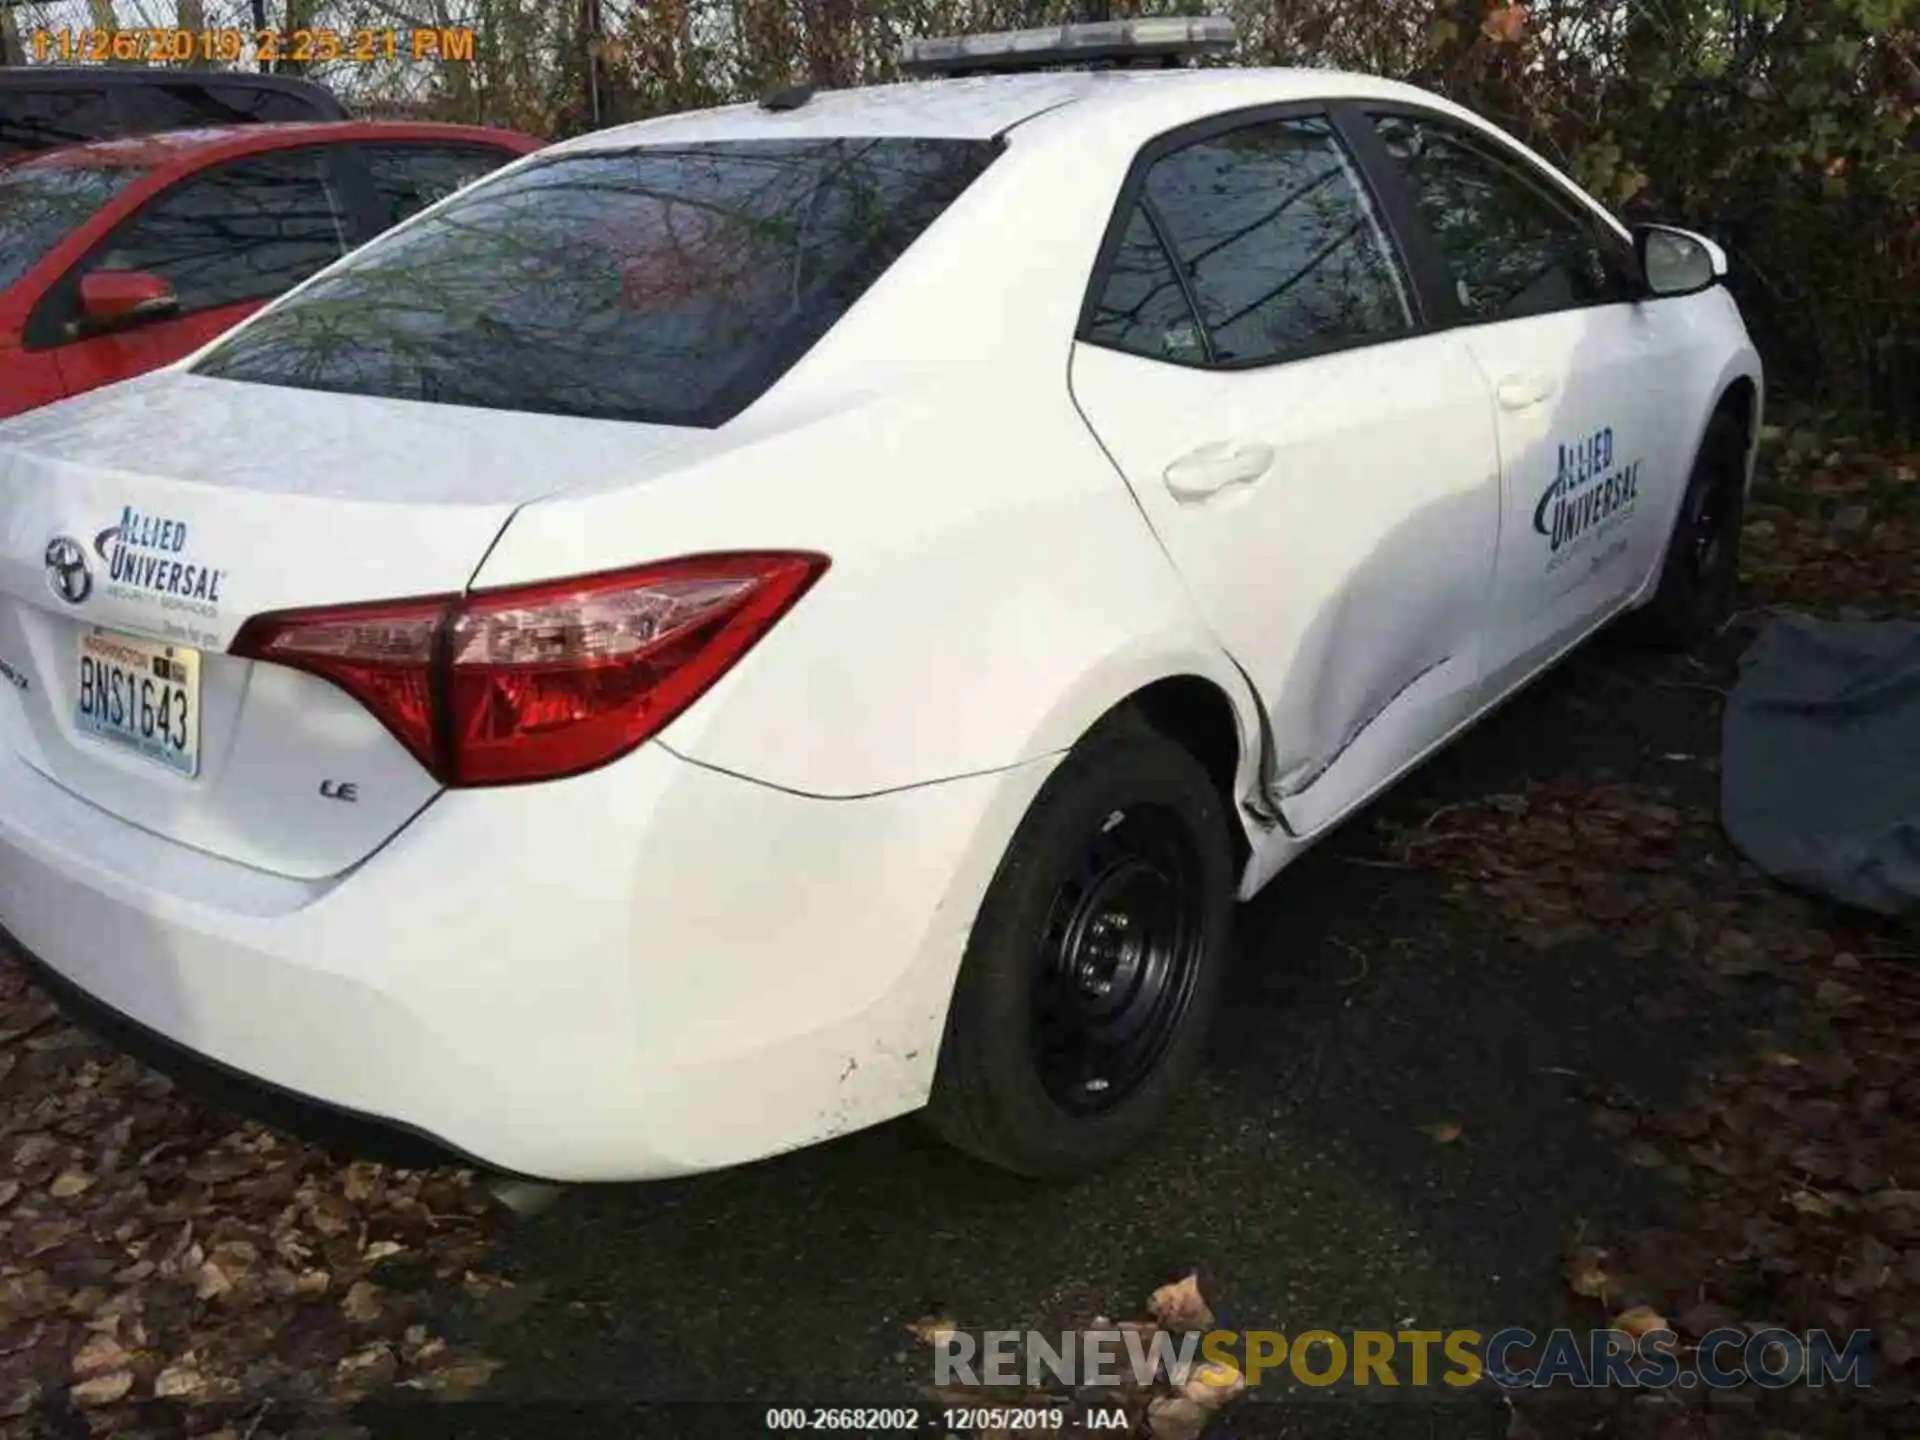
1721,614,1920,917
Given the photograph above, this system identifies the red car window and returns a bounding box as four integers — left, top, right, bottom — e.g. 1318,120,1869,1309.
78,148,350,315
357,143,522,229
0,161,146,291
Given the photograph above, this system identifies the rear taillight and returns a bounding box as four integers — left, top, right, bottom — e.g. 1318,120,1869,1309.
230,553,827,786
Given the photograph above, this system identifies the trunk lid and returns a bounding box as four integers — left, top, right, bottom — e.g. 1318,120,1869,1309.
0,371,697,879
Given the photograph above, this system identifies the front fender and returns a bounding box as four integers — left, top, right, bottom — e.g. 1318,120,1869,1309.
1639,301,1764,599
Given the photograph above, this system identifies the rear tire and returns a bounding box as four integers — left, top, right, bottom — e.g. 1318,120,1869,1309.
1627,409,1748,649
926,717,1234,1177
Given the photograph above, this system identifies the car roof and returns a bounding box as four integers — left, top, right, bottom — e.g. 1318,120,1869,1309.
549,66,1451,150
17,120,542,170
0,66,336,96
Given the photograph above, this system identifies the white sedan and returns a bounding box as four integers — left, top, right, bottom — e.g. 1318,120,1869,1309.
0,23,1760,1181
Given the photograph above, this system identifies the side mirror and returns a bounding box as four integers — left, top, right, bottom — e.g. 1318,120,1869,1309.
73,270,180,337
1633,225,1725,299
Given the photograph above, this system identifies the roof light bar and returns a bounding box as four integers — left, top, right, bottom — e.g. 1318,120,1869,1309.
898,17,1237,78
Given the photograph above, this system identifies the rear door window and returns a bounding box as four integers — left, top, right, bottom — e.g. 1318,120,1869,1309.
84,148,351,313
1086,115,1414,367
193,137,1001,427
358,144,522,228
1084,207,1208,363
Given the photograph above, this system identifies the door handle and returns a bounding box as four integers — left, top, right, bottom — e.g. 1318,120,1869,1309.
1163,440,1275,502
1495,373,1558,411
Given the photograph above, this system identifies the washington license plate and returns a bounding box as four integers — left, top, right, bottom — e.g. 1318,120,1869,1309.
75,628,201,778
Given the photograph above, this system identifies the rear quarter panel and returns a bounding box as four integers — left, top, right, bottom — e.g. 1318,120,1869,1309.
473,381,1258,799
470,114,1263,799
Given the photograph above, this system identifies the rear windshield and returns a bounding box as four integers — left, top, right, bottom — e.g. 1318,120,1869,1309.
193,137,1001,426
0,163,145,291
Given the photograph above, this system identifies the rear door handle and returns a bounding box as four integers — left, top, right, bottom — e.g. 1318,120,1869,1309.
1163,440,1275,502
1495,372,1558,411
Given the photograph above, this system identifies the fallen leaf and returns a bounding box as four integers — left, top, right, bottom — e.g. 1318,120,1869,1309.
294,1268,331,1297
153,1363,205,1400
309,1194,355,1238
1814,979,1859,1007
71,1332,129,1377
906,1315,959,1347
1180,1358,1246,1409
194,1256,240,1301
343,1162,382,1203
1147,1274,1215,1332
1147,1394,1210,1440
1613,1306,1669,1342
48,1171,94,1199
334,1342,398,1395
402,1356,498,1399
70,1370,134,1408
1566,1252,1613,1300
341,1279,384,1324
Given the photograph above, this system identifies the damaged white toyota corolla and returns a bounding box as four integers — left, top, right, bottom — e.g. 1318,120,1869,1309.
0,22,1761,1181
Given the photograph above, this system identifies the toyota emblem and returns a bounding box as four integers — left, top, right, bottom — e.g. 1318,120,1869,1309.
45,536,92,606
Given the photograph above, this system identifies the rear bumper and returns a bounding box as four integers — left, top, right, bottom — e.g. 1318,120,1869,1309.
0,739,1054,1180
8,932,480,1171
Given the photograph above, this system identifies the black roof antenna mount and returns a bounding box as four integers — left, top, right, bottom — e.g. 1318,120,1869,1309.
760,82,815,111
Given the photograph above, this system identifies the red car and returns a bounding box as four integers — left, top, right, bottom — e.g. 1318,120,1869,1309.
0,121,542,419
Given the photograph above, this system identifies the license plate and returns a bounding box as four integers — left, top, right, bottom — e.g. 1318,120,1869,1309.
74,629,201,778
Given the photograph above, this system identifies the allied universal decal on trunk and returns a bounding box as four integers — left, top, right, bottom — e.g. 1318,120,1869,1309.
92,507,228,622
1533,426,1642,573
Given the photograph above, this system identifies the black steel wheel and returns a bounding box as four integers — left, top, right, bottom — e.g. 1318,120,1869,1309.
926,715,1233,1176
1031,804,1206,1116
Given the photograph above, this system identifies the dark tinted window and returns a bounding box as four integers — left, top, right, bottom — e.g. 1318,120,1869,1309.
1130,116,1412,365
193,138,1001,427
1085,207,1207,362
116,80,339,133
0,163,146,291
1372,114,1632,320
360,144,519,228
87,149,349,312
0,88,115,158
204,83,342,123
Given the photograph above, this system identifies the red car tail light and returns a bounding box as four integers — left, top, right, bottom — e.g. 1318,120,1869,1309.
231,553,827,786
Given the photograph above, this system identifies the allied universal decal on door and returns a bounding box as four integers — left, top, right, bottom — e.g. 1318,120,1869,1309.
1534,426,1643,573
